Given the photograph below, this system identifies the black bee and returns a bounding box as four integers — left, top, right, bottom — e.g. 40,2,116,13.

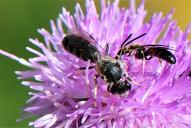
62,34,100,63
62,31,146,95
117,34,176,64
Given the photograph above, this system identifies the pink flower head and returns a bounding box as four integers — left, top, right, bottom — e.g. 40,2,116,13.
1,0,191,127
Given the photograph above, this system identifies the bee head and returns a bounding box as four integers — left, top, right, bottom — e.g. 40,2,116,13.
108,80,131,95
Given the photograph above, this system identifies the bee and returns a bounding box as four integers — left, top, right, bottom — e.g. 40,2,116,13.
117,34,176,64
62,30,145,95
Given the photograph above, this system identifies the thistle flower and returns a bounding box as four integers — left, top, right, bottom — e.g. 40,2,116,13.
1,0,191,128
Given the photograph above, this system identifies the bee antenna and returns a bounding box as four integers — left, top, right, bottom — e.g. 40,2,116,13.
120,33,132,48
124,33,147,47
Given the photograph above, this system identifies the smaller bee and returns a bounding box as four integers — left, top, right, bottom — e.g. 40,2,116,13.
117,34,176,64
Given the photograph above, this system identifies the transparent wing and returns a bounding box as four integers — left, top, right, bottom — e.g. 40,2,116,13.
141,44,176,51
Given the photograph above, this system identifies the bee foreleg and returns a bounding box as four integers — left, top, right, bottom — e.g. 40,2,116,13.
107,84,112,92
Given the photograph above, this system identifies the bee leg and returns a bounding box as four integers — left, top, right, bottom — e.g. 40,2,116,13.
79,66,95,70
126,76,140,86
115,48,132,60
140,59,145,81
123,74,140,86
84,61,92,98
157,58,164,68
93,74,99,107
115,55,120,60
158,58,163,64
140,54,146,82
105,43,109,55
107,83,112,92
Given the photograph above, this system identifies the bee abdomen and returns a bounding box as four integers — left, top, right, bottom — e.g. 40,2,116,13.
158,50,176,64
146,48,176,64
62,34,100,63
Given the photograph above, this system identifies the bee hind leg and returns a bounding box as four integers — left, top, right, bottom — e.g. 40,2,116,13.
158,58,163,64
93,74,99,107
139,54,146,82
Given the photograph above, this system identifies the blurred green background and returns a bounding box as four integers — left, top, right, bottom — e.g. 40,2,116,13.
0,0,190,127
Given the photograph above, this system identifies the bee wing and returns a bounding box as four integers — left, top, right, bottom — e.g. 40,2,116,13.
141,44,176,51
69,27,106,53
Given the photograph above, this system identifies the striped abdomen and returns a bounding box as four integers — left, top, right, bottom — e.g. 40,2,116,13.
62,34,100,63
